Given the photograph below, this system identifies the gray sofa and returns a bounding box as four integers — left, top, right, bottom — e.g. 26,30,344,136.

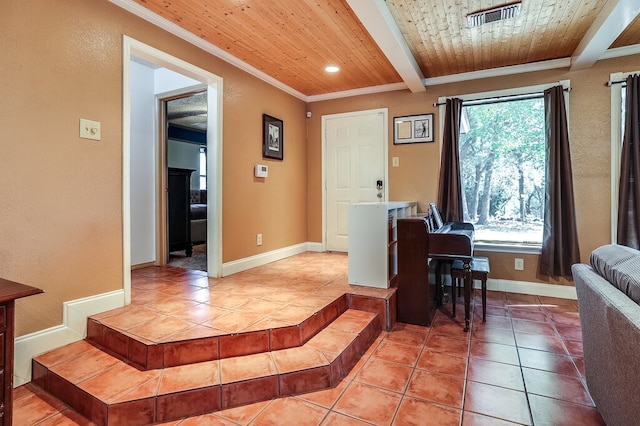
189,190,207,245
573,244,640,426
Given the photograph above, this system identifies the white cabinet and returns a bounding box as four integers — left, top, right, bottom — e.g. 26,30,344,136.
348,201,417,288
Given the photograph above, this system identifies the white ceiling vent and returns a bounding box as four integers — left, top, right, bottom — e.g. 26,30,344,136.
467,2,521,28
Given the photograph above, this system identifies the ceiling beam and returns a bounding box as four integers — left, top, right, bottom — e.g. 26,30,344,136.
346,0,426,93
571,0,640,70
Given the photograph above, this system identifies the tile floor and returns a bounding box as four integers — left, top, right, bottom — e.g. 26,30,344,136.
14,252,605,425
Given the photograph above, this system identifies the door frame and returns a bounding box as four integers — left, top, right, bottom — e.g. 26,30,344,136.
321,108,389,251
156,87,208,265
122,36,224,304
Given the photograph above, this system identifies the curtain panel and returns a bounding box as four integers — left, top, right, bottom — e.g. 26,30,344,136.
617,74,640,248
437,98,464,223
539,86,580,277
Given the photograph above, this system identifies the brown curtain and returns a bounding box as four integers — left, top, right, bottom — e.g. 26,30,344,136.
437,98,463,223
539,86,580,277
617,74,640,248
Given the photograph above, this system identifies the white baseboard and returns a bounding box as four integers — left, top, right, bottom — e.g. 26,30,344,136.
486,278,577,299
306,242,324,252
221,242,310,276
14,290,125,387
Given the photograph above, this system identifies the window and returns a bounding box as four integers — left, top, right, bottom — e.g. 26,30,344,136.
199,145,207,190
459,96,545,245
439,80,569,250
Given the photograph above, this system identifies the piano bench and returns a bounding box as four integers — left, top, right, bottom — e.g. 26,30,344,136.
450,257,490,322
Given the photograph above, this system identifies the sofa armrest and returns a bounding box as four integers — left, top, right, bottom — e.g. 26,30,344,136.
573,263,640,426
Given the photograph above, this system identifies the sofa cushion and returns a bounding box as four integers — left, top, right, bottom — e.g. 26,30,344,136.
590,244,640,304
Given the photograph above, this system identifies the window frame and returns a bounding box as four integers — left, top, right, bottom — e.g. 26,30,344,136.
437,79,570,253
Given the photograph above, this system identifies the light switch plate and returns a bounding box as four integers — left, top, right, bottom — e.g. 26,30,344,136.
392,157,399,167
80,118,101,141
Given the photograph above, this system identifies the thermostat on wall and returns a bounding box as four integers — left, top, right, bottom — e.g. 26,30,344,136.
255,164,268,178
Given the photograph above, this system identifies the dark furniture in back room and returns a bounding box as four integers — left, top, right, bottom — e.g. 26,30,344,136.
168,167,194,257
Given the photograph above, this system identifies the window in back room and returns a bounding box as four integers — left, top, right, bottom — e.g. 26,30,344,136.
459,95,545,246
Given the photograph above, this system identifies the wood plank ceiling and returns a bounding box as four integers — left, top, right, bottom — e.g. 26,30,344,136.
125,0,640,97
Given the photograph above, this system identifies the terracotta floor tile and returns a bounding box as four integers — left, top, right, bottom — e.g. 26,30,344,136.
512,318,557,336
306,328,356,354
321,411,371,425
272,346,329,373
471,326,515,346
295,377,351,409
472,314,513,331
17,253,603,426
515,332,568,355
178,413,238,425
371,340,422,367
207,311,265,333
48,347,120,384
158,360,220,394
127,315,194,342
250,397,329,426
424,333,470,357
168,303,231,324
405,369,465,408
213,399,271,424
469,340,520,365
334,381,402,425
384,323,429,346
461,411,522,425
518,347,579,377
394,395,461,426
33,340,100,368
528,394,605,426
415,348,467,378
467,358,524,391
509,306,550,323
12,392,69,425
78,362,161,403
522,367,594,406
219,352,277,383
464,381,532,425
354,358,413,393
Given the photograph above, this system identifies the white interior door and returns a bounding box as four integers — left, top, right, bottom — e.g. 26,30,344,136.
324,109,387,252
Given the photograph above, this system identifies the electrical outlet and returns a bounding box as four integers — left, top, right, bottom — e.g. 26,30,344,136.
257,233,262,246
515,258,524,271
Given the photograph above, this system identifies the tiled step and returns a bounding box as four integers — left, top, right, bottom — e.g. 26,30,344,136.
84,288,394,370
31,309,380,425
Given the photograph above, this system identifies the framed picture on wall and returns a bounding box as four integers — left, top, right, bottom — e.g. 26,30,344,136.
262,114,284,160
393,113,434,144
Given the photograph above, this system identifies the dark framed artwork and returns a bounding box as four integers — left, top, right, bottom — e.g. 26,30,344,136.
262,114,284,160
393,113,434,144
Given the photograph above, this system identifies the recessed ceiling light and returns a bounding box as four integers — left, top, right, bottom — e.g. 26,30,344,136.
325,65,340,73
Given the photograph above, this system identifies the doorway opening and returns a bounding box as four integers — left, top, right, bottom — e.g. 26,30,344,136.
165,91,208,272
123,36,223,304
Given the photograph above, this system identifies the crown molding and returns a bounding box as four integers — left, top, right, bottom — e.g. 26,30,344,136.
307,82,408,103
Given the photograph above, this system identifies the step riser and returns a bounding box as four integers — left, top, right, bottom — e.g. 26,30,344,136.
32,314,380,425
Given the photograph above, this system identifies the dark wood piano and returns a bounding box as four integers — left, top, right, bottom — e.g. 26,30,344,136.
397,203,475,330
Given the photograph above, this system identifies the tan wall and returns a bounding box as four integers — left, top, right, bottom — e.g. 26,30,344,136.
307,55,640,285
1,0,307,336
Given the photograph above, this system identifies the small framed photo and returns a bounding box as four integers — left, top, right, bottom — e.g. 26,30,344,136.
262,114,284,160
393,113,434,144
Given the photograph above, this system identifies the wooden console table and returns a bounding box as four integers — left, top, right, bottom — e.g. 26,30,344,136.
0,278,43,425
